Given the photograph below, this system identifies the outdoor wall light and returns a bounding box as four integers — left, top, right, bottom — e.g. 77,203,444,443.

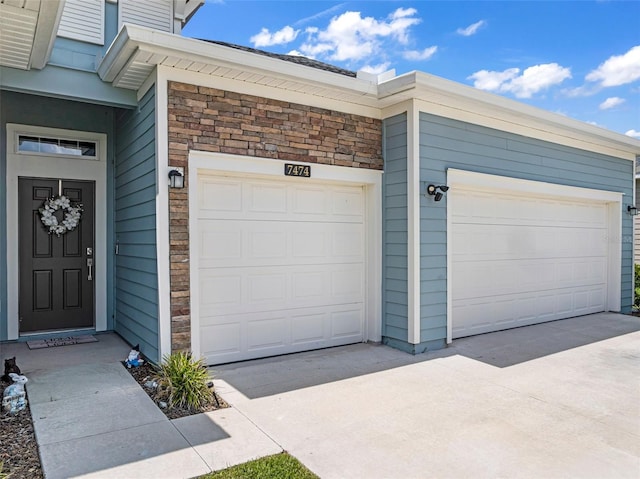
426,184,449,202
168,167,184,189
627,205,638,216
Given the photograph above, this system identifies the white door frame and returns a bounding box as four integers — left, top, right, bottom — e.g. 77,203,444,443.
187,151,383,360
446,168,623,343
6,124,108,339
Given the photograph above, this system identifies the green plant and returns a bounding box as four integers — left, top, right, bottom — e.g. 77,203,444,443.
155,352,213,410
635,264,640,309
201,453,319,479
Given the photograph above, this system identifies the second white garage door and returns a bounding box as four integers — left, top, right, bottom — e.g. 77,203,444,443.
451,180,611,339
196,174,365,364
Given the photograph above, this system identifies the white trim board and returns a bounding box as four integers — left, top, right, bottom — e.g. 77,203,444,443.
445,168,623,343
155,74,172,362
5,124,108,340
187,151,383,360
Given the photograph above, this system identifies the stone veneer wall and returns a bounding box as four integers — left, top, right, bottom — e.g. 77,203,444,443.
167,81,383,352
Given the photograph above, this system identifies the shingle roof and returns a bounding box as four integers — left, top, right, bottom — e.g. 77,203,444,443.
198,39,357,78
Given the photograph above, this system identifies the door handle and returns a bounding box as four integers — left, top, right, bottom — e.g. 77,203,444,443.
87,258,93,281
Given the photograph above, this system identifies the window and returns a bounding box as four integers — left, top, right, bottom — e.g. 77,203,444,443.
17,135,97,159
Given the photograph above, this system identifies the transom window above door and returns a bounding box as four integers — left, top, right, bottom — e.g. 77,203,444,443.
17,135,97,159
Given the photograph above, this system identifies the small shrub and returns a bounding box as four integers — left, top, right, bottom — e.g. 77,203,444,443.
155,352,213,410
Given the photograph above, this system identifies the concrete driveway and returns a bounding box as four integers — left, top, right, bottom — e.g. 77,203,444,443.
214,313,640,479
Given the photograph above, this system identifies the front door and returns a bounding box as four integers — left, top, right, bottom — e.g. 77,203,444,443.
18,178,95,333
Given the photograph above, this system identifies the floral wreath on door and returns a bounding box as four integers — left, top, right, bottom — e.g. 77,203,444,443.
39,195,83,236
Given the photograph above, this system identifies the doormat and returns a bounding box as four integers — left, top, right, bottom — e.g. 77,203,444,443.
27,335,98,350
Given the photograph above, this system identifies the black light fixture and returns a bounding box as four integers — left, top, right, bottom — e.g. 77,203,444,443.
426,184,449,202
628,205,638,216
168,167,184,189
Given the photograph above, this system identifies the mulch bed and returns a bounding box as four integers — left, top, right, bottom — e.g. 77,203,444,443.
123,361,228,420
0,381,43,479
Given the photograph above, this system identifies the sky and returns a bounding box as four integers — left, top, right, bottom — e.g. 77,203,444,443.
183,1,640,138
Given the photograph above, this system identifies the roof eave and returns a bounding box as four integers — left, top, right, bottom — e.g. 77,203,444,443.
379,71,640,159
98,24,379,103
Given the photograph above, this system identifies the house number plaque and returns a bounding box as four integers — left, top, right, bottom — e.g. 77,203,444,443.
284,163,311,178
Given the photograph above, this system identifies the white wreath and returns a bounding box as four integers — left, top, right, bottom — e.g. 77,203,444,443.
39,195,83,236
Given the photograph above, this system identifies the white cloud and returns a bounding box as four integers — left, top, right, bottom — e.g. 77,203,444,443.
457,20,486,37
403,46,437,61
562,84,601,98
468,63,572,98
299,8,421,63
586,45,640,87
468,68,520,91
626,129,640,139
599,97,626,110
359,62,392,75
250,26,299,47
293,4,347,27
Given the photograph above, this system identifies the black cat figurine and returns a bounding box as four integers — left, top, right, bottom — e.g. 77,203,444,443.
2,357,21,383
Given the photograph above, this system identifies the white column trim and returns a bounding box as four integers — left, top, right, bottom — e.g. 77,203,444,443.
155,68,172,361
407,101,421,345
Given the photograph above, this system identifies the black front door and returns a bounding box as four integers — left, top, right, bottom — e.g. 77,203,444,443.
18,178,95,333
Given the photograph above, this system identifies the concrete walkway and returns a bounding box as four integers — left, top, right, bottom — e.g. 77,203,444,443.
1,333,280,479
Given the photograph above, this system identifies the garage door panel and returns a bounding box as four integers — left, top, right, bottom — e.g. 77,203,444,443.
198,220,363,268
453,224,606,260
248,182,288,214
200,264,363,316
200,304,364,363
292,313,325,344
201,275,242,306
452,285,605,337
453,258,606,300
247,316,287,351
200,322,241,357
197,174,366,364
198,176,364,223
331,308,364,338
199,178,242,212
453,191,607,228
452,184,609,339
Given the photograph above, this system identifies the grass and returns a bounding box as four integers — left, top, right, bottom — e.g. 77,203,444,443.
199,453,318,479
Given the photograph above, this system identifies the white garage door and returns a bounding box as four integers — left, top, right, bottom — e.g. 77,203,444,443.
451,186,609,338
196,174,365,364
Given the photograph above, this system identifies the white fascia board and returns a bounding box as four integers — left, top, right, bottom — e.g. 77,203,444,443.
98,25,139,82
99,24,377,98
380,71,640,161
30,0,66,70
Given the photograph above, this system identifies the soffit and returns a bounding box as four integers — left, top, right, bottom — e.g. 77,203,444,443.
98,25,381,109
0,0,64,70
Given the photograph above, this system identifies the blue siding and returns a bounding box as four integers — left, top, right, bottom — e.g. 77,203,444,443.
0,91,117,340
51,2,119,73
114,87,159,362
382,114,409,343
419,112,634,338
